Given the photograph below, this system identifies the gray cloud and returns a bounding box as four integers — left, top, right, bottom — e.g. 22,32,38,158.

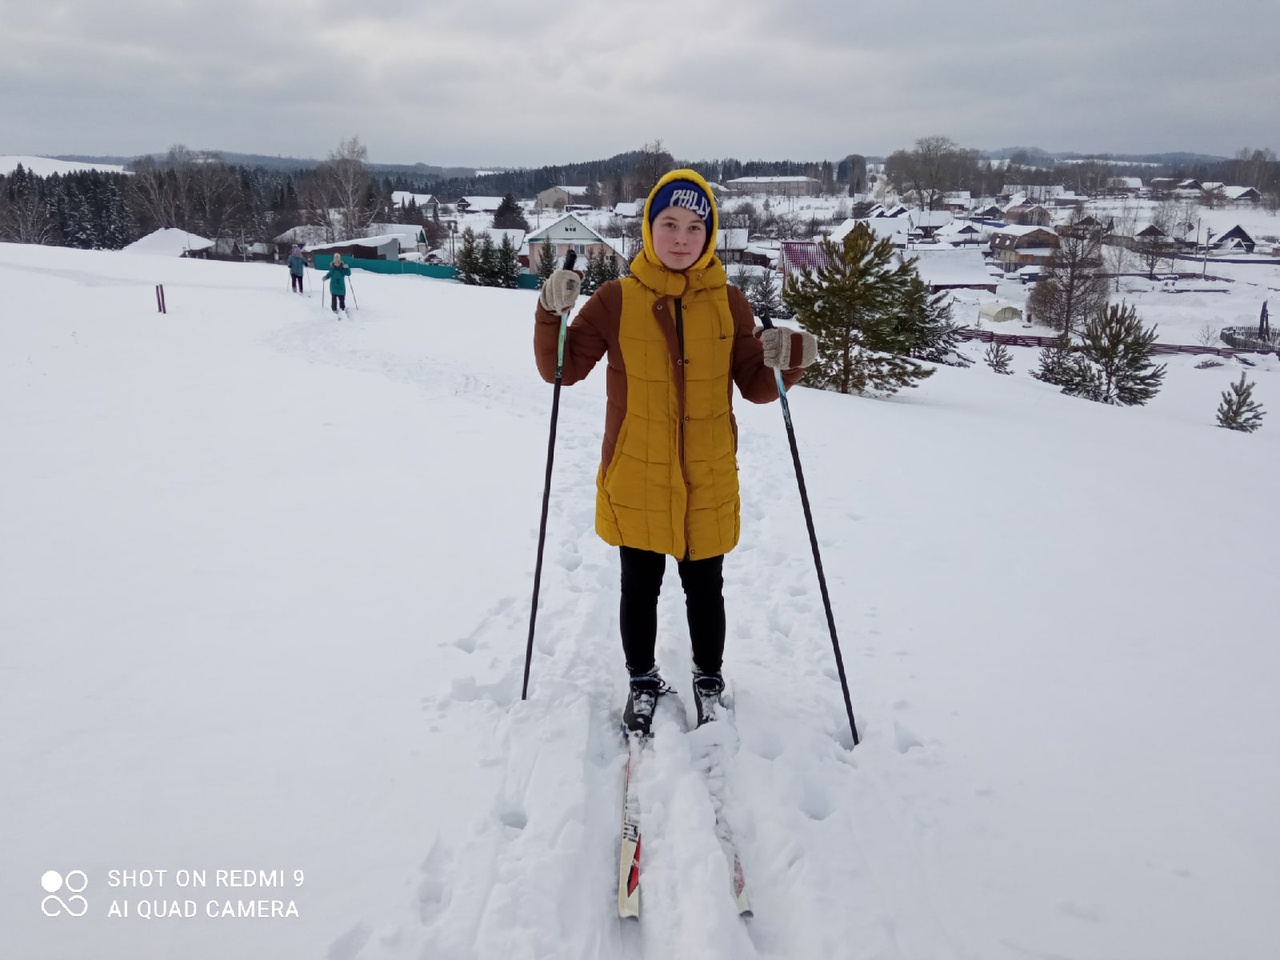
1,0,1276,166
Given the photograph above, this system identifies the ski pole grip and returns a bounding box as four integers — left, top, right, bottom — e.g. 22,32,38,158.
563,250,577,271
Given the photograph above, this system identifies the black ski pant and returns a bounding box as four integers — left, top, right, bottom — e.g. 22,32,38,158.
291,274,303,293
619,546,724,678
331,294,346,312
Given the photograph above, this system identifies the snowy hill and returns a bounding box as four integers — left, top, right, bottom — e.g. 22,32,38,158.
2,242,1278,960
0,155,128,177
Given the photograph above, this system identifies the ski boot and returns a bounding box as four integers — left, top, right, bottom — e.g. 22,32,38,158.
692,672,725,727
622,668,671,738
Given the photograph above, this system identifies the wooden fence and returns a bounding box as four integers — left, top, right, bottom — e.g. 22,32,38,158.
956,327,1275,358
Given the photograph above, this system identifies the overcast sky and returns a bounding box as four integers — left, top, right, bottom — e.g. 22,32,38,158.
3,0,1277,168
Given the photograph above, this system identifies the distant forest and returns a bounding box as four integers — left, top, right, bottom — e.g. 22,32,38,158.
2,138,1275,252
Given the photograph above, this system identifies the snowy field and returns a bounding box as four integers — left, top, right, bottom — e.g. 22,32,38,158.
0,155,128,177
2,241,1279,960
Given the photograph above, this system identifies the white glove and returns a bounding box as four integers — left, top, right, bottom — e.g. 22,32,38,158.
755,325,818,369
539,269,581,314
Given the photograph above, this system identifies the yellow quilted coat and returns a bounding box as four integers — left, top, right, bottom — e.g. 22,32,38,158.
534,169,802,560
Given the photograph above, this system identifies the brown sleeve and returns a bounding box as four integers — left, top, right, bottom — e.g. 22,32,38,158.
727,284,803,403
533,281,622,386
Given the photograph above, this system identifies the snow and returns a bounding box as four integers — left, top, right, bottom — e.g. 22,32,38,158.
0,155,128,177
2,240,1280,960
121,227,215,256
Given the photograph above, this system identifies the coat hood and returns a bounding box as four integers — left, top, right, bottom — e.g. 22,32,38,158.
634,168,721,282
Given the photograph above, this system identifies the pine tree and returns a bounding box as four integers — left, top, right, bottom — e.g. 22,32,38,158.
984,341,1014,374
742,268,792,324
494,234,522,288
903,275,970,367
1074,302,1167,405
456,228,480,284
476,233,498,286
783,225,934,395
580,248,604,296
492,194,531,231
1216,373,1266,432
1032,333,1081,386
535,241,558,286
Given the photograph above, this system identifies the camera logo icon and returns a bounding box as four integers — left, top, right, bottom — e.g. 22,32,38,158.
41,870,88,918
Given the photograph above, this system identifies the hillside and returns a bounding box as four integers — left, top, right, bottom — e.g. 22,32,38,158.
2,242,1278,960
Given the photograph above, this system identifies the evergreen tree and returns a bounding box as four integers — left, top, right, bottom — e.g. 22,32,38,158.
1216,373,1266,432
492,193,531,231
741,268,792,324
580,247,613,296
535,241,559,286
494,234,522,288
476,233,498,286
456,227,481,284
1032,333,1082,386
1074,302,1167,405
903,275,971,367
783,225,934,395
984,341,1014,374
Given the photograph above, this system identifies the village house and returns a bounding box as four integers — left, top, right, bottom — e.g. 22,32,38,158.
391,191,439,219
715,228,749,264
1222,186,1262,205
1105,177,1144,196
455,196,504,215
989,225,1060,268
536,185,592,211
908,209,953,239
725,175,821,197
1003,202,1053,227
1208,224,1258,253
523,213,622,270
903,248,998,294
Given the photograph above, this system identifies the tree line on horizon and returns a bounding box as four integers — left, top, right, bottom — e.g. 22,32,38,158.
3,135,1277,252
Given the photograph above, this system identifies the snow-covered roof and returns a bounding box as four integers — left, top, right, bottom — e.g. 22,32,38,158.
307,235,403,252
392,191,436,207
458,196,504,213
613,202,641,217
991,224,1057,238
274,225,319,244
829,218,908,246
122,227,214,256
909,210,953,229
904,249,997,289
726,176,817,184
524,213,607,244
716,228,749,251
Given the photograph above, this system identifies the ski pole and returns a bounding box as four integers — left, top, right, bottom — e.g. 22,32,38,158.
759,316,860,747
522,251,578,701
347,274,358,311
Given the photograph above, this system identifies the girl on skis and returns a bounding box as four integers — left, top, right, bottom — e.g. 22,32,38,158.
532,169,818,732
323,253,351,315
287,245,307,294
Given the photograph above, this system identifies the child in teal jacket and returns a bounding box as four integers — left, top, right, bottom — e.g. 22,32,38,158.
322,254,352,314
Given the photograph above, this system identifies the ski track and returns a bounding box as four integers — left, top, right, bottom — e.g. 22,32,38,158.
277,304,971,960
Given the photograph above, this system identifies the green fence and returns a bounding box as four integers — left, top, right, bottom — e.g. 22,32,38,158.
313,254,540,289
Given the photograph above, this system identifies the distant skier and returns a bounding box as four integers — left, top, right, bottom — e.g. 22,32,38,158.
533,169,818,734
287,245,306,294
322,254,351,316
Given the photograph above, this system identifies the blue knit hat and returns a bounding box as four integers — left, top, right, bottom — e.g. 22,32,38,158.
647,178,714,246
